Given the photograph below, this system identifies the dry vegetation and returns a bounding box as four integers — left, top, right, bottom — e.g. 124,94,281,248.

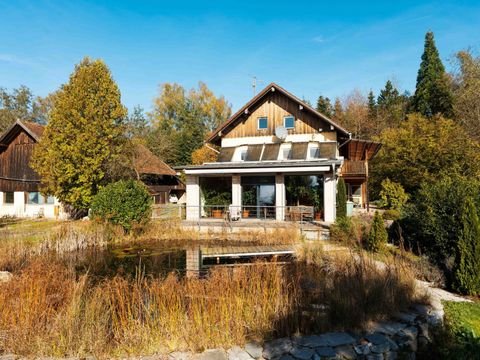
0,239,422,358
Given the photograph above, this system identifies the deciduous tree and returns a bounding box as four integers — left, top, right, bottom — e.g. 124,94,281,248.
31,57,128,213
0,86,47,131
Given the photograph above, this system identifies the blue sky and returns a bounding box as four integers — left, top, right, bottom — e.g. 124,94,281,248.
1,0,479,113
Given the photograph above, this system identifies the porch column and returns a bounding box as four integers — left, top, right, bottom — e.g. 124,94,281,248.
232,174,241,214
275,173,285,221
14,192,26,217
186,175,200,220
323,171,336,223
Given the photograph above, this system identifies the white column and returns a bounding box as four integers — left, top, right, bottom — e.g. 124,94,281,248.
14,191,26,217
232,175,241,215
275,173,285,221
323,171,336,223
186,175,200,220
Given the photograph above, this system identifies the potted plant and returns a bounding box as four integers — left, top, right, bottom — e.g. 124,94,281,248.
242,188,256,218
313,186,324,221
204,190,231,218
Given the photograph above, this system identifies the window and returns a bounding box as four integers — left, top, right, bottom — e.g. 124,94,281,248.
257,117,268,130
310,146,320,159
282,148,291,160
4,192,14,204
284,115,295,129
240,150,247,161
28,192,42,205
46,195,55,205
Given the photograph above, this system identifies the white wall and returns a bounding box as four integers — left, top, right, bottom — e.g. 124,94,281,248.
0,191,66,219
185,175,200,220
221,133,337,147
323,172,337,223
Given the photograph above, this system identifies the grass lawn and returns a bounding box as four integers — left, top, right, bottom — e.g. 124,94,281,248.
444,300,480,336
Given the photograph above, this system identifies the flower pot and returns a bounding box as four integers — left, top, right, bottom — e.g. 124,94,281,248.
212,209,223,218
242,210,250,218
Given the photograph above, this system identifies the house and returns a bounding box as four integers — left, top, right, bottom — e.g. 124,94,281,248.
0,120,184,219
181,83,381,223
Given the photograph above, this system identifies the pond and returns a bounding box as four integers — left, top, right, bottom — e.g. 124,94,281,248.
62,239,295,279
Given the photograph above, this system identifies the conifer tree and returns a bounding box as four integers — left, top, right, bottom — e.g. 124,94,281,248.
454,197,480,295
336,177,347,219
367,211,388,252
412,31,453,117
31,57,128,213
332,98,344,124
316,95,333,118
367,90,376,121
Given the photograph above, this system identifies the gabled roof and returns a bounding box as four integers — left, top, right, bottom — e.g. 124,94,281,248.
0,120,44,146
339,138,382,161
207,83,351,144
133,143,177,176
0,120,178,177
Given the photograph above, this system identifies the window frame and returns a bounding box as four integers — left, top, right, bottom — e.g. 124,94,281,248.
283,115,295,129
257,116,268,130
4,192,14,205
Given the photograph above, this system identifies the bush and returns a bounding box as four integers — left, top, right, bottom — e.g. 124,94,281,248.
366,211,387,252
454,197,480,295
330,216,367,247
91,180,152,232
336,177,347,219
378,179,409,210
382,209,401,220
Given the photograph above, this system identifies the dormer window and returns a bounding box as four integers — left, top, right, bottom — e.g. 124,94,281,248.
257,117,268,130
240,149,247,161
284,115,295,129
310,146,320,159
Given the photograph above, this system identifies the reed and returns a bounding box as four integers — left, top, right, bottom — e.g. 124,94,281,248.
0,246,422,358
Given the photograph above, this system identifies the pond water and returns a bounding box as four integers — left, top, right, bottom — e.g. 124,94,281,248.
62,239,294,278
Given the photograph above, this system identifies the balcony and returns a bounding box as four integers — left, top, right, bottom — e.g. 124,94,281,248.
341,160,366,176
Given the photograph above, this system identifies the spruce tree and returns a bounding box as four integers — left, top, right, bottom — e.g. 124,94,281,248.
332,98,344,124
367,211,388,252
367,90,376,121
316,95,333,118
31,57,128,212
454,197,480,295
336,177,347,219
412,31,453,117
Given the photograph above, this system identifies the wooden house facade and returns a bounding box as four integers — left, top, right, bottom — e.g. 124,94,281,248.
181,83,381,223
0,120,184,219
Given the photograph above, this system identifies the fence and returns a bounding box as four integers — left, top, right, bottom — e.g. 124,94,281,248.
152,204,321,222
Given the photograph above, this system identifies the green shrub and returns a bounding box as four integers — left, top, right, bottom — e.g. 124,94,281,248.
91,180,152,233
454,197,480,295
382,209,401,221
366,211,387,252
330,216,366,247
378,179,409,210
336,177,347,219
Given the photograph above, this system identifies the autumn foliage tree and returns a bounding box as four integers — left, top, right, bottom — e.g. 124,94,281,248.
31,57,128,214
191,145,218,165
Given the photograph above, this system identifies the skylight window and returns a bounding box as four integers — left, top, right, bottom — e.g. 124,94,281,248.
284,115,295,129
257,117,268,130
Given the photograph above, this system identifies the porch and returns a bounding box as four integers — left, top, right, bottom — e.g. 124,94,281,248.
182,161,340,223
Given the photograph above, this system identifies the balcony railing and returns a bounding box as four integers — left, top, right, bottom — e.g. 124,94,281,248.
341,160,366,176
152,204,320,222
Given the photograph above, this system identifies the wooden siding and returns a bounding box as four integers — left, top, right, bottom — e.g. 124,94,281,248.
0,129,40,192
224,91,338,141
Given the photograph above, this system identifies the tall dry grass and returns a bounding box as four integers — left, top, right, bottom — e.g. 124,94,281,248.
0,245,422,358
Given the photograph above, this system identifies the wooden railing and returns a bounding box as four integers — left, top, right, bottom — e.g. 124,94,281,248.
341,160,366,175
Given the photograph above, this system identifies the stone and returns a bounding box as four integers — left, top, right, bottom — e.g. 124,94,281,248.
373,322,407,336
386,338,399,352
400,327,418,340
371,342,390,354
320,332,356,347
0,271,12,283
365,333,389,346
314,347,336,358
394,312,417,324
384,352,397,360
169,352,192,360
197,349,227,360
335,345,356,360
278,355,295,360
262,338,292,359
411,305,430,316
289,347,314,360
294,335,329,348
366,354,383,360
354,344,371,355
228,347,253,360
245,343,263,359
417,323,429,340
